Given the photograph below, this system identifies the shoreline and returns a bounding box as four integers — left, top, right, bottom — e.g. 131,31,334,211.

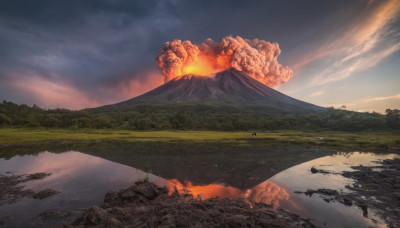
297,158,400,227
64,180,315,228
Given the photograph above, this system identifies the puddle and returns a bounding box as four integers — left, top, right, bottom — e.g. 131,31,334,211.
0,151,164,227
270,152,400,227
0,150,398,227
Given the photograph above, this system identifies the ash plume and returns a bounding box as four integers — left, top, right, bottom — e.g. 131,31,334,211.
157,40,200,82
156,36,293,86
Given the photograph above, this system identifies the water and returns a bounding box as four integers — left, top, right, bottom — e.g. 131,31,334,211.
269,152,400,227
0,150,398,227
0,151,165,227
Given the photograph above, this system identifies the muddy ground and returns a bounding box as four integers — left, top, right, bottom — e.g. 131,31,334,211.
0,172,59,226
0,172,58,206
299,158,400,227
63,180,315,228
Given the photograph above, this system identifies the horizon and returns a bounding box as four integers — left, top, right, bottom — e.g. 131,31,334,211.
0,67,393,114
1,67,380,113
0,0,399,113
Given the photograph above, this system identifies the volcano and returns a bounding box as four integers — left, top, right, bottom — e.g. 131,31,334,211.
97,68,325,113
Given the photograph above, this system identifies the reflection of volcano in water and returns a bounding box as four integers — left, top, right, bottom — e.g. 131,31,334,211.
0,150,290,211
163,179,289,209
2,149,397,227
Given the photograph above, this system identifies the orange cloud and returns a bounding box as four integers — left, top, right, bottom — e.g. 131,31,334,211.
118,70,164,99
294,0,400,87
351,0,400,45
156,36,293,87
11,74,100,110
323,93,400,113
9,70,164,110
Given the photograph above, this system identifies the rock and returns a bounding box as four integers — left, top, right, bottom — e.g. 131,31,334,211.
110,207,127,216
307,158,400,227
226,214,250,226
36,209,73,220
318,189,338,195
358,203,368,218
192,202,207,211
0,216,12,225
136,184,157,200
343,198,352,206
304,189,317,197
38,209,56,219
106,218,124,227
27,173,51,180
311,167,318,174
120,189,136,200
104,190,118,204
304,188,337,197
392,192,400,200
310,167,330,174
0,172,52,206
82,206,107,225
70,181,315,227
33,189,59,199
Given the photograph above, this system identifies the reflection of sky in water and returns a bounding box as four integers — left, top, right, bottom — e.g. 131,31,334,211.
0,151,398,227
0,151,289,227
0,151,165,194
0,151,164,228
270,152,400,228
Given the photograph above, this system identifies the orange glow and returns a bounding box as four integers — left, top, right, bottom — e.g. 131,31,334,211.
166,179,242,199
181,54,232,76
164,179,289,209
11,74,100,110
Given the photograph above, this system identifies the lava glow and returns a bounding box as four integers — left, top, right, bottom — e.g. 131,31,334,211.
164,179,289,209
181,54,232,76
156,36,293,86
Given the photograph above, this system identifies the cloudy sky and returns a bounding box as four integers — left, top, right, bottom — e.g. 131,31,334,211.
0,0,399,112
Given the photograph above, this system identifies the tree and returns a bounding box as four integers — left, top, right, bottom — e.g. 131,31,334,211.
386,109,400,129
0,113,12,126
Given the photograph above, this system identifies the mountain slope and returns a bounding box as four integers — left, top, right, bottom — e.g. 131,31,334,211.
97,68,325,113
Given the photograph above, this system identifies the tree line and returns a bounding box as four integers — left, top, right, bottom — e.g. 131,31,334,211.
0,101,399,131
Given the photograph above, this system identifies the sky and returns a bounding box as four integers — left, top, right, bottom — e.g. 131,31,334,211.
0,0,399,113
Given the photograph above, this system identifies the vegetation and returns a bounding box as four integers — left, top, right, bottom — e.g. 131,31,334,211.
1,101,399,131
0,128,399,151
386,109,400,129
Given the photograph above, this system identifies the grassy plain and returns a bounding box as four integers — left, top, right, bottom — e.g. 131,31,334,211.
0,128,399,151
0,128,398,187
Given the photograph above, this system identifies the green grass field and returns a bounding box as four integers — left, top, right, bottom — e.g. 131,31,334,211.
0,128,399,151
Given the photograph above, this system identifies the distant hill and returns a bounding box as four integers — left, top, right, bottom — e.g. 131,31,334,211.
92,68,325,113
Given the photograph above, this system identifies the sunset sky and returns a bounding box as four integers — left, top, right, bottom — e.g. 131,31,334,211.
0,0,399,112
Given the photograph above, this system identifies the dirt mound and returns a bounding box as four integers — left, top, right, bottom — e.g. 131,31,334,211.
66,180,314,228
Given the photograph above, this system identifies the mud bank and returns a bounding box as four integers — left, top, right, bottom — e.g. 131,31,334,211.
65,180,314,228
299,158,400,227
0,172,58,206
0,172,59,226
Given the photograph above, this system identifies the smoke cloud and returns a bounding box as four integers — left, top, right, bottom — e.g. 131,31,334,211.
156,36,293,87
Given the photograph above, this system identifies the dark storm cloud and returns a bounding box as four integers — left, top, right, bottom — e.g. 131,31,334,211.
0,0,183,106
0,0,378,109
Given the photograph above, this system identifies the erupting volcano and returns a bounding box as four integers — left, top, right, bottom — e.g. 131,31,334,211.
157,36,293,86
95,36,324,113
107,68,324,113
